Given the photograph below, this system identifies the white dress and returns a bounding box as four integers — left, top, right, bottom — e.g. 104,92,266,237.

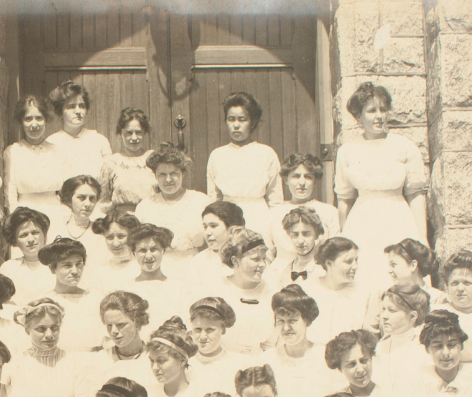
0,258,55,306
3,140,68,230
186,248,233,287
267,199,340,261
147,381,199,397
46,128,112,180
335,133,427,290
135,190,211,280
207,142,284,239
304,277,371,346
91,256,141,295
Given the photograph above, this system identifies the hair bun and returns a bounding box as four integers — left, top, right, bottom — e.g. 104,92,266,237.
162,316,187,332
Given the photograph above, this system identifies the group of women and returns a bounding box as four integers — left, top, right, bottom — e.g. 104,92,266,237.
0,80,470,397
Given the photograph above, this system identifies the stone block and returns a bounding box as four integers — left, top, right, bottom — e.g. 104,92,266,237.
434,227,472,264
432,110,472,157
383,37,425,74
440,34,472,108
437,0,472,34
381,2,424,36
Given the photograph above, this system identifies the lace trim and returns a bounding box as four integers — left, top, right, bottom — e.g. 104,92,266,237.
110,151,153,169
27,346,65,367
196,347,226,365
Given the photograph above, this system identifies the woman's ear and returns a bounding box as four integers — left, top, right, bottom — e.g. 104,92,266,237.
410,259,418,273
231,256,239,268
49,264,56,275
410,310,418,323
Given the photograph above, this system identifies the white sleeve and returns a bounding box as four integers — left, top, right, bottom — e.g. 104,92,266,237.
3,146,19,211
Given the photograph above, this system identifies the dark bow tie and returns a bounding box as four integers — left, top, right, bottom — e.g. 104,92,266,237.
291,270,308,281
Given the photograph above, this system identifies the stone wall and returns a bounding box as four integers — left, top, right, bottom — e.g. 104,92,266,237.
425,0,472,263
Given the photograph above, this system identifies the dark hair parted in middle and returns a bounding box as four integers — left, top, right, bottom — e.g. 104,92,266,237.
14,95,52,124
325,329,378,371
219,226,266,268
419,309,468,349
115,107,151,135
49,80,91,117
282,207,324,237
201,201,245,228
346,81,393,120
271,284,319,326
315,237,359,271
280,153,323,179
100,291,150,329
384,238,439,278
190,297,236,329
127,223,174,252
146,142,193,174
223,92,263,131
96,377,148,397
2,206,50,246
381,285,430,327
440,250,472,285
38,237,87,271
59,175,101,208
235,365,277,397
0,274,16,310
92,210,140,235
146,316,198,363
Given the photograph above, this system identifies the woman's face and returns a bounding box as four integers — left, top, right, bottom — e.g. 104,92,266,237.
387,252,416,286
427,334,462,371
380,295,415,335
226,106,252,145
135,237,164,273
103,309,139,348
340,343,373,389
155,163,183,197
240,385,276,397
447,268,472,312
359,96,388,138
22,105,46,144
326,248,359,284
149,349,184,384
52,253,84,288
16,220,46,258
70,184,98,220
202,213,229,251
233,246,267,283
286,164,315,203
62,95,87,129
191,316,225,356
288,221,318,257
121,119,144,155
26,313,60,350
275,311,308,346
104,222,130,257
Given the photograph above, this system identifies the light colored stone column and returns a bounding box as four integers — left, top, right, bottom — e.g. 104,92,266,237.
425,0,472,263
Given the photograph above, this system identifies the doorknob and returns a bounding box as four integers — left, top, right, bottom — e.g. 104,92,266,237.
174,115,187,152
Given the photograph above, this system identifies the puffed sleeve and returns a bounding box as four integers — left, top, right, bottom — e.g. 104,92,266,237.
334,144,358,200
3,145,19,211
98,158,115,211
403,139,427,196
264,150,284,208
99,134,112,160
206,150,223,201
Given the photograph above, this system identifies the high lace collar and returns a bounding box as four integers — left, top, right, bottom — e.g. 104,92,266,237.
27,345,65,367
196,347,226,365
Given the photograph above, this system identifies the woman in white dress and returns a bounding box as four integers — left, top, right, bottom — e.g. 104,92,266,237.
335,82,428,290
0,298,87,397
98,108,157,215
55,175,108,270
207,92,284,240
127,224,186,333
198,226,274,355
264,207,325,290
38,237,103,352
85,291,155,396
48,81,112,180
303,237,373,345
325,329,383,397
268,153,339,261
259,284,335,397
432,250,472,362
146,316,199,397
135,142,211,280
91,211,141,294
96,377,148,397
187,201,245,287
187,297,247,396
234,365,278,397
4,95,67,231
412,310,472,397
1,207,54,306
374,285,431,393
